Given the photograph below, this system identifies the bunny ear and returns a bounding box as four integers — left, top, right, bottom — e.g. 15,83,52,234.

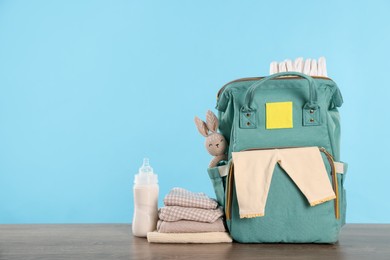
206,110,219,133
194,116,209,137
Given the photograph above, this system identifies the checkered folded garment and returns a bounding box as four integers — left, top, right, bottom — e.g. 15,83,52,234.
163,187,218,209
158,206,224,223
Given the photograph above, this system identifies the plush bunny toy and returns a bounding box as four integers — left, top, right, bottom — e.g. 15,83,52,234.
194,110,228,168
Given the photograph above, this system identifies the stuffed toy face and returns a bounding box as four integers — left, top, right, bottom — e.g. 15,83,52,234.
205,132,226,156
194,110,227,157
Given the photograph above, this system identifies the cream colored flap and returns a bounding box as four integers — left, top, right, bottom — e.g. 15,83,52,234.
334,162,345,174
218,164,229,177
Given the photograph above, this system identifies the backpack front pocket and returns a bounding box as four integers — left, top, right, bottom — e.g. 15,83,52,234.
225,146,343,243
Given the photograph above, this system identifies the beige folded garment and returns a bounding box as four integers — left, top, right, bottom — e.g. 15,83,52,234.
147,231,232,243
232,147,336,218
157,218,226,233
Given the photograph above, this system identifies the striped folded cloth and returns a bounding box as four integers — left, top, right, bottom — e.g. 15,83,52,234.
158,206,224,223
157,219,226,233
164,187,218,209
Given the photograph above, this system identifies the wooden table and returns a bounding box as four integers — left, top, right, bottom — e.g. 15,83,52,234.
0,224,388,260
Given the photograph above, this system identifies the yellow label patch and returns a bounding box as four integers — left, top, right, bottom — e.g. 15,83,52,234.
266,101,293,129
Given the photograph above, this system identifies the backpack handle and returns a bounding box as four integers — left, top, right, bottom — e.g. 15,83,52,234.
243,72,319,110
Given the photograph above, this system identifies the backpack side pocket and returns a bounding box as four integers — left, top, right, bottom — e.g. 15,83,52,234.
207,165,227,208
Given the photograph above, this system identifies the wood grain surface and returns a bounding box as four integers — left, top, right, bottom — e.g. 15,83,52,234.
0,224,389,260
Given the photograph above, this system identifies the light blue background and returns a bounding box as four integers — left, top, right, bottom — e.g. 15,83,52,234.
0,0,389,224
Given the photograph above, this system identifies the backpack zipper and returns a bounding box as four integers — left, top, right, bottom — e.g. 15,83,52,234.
225,146,339,220
319,147,339,220
217,76,333,100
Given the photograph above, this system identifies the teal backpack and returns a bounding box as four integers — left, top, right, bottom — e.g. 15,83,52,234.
207,72,347,243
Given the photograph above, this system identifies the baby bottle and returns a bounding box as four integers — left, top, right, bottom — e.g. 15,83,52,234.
132,158,159,237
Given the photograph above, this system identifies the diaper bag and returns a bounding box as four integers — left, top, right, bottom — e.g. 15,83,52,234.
208,71,347,243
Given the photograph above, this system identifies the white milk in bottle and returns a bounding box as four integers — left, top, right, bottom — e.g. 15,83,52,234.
132,158,159,237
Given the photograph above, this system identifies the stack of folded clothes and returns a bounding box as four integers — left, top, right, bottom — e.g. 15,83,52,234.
147,187,232,243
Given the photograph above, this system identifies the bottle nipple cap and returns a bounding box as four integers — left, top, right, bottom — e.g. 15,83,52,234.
139,158,153,174
134,158,158,185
